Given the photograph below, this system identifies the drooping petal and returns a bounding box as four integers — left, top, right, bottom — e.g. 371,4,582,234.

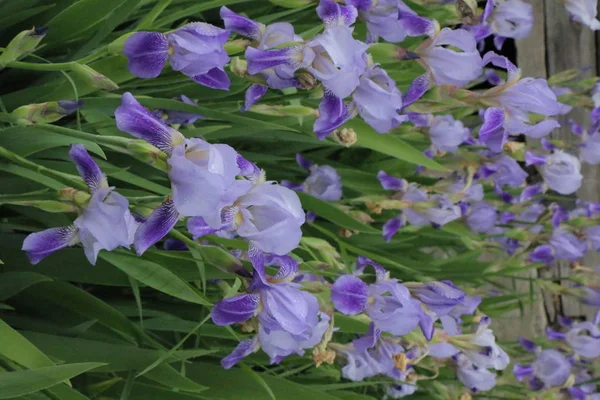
68,144,108,193
317,0,358,27
134,199,180,255
220,6,264,40
331,274,369,315
313,92,353,140
221,337,260,369
402,73,430,108
382,216,404,242
192,68,231,91
377,171,407,191
245,46,313,76
352,323,381,352
237,154,262,182
398,11,436,37
242,84,268,111
22,225,79,264
187,216,223,239
123,32,169,78
296,153,314,170
482,51,520,83
115,92,184,155
212,293,261,325
270,255,299,282
479,107,507,153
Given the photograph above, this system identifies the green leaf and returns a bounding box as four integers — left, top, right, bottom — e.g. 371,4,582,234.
348,119,449,171
297,192,379,234
0,271,52,301
0,320,56,369
0,362,105,399
100,252,212,306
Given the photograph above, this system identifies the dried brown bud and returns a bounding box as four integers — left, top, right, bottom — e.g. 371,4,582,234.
312,348,336,367
333,128,357,147
393,353,409,372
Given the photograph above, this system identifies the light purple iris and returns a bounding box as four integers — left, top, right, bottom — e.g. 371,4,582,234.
410,281,466,316
472,0,533,48
479,53,562,151
213,255,323,367
124,23,230,90
351,64,406,133
514,349,572,389
467,202,497,233
386,383,418,399
220,6,302,109
313,92,356,139
566,317,600,359
480,153,528,187
303,165,343,201
428,115,470,153
331,274,433,340
188,181,305,256
416,28,483,88
536,152,583,195
346,0,433,43
565,0,600,30
156,95,203,125
580,131,600,164
246,0,368,100
456,354,497,393
22,145,138,265
114,92,248,254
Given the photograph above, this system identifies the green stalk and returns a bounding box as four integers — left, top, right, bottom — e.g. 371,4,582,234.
37,123,130,148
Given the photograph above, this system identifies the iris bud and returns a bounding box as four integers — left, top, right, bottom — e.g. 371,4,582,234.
11,100,82,125
70,63,119,91
0,26,47,67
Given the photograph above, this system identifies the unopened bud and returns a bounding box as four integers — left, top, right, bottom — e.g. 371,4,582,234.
224,39,250,55
12,100,83,125
0,27,47,67
504,141,525,154
348,210,374,224
368,43,400,64
459,393,472,400
455,0,478,25
312,314,336,367
71,63,119,91
339,228,358,238
58,188,91,206
396,48,420,61
127,140,169,171
249,104,318,117
392,353,409,372
295,69,317,90
333,128,357,147
548,68,581,86
269,0,313,8
108,32,135,55
230,57,247,77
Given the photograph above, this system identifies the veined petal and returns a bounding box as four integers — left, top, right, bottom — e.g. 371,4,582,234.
192,68,231,91
242,84,268,112
237,154,262,182
382,216,404,242
22,225,79,264
134,199,180,255
403,73,430,108
124,32,169,78
479,107,507,153
313,92,353,140
377,171,407,191
221,337,260,369
270,255,299,282
245,46,312,76
115,92,184,155
187,216,223,239
68,144,108,193
331,274,369,315
398,11,436,37
483,51,520,83
220,6,264,40
212,293,261,325
317,0,358,27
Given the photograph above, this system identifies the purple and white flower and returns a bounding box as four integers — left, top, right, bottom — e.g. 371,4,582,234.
565,0,600,30
22,145,138,265
428,115,470,153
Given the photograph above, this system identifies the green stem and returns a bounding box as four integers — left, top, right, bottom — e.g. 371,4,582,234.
37,123,130,148
0,146,86,190
136,0,173,30
6,60,75,71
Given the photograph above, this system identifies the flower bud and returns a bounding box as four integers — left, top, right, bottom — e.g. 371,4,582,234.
0,27,47,67
455,0,478,25
249,104,318,117
224,39,250,55
126,140,169,171
333,128,357,147
268,0,313,8
229,56,248,77
11,100,83,125
295,69,317,90
548,68,581,86
368,43,400,64
70,63,119,91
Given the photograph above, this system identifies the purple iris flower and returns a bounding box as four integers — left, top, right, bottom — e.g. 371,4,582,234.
331,274,433,340
472,0,533,48
415,28,483,88
580,132,600,164
423,195,462,227
352,64,406,134
22,145,138,265
220,6,302,109
534,152,583,195
313,92,356,139
246,0,367,100
514,349,572,389
481,154,528,187
189,181,305,256
288,154,343,201
124,23,231,90
566,318,600,359
410,281,466,316
155,95,203,125
463,318,510,371
114,93,247,254
428,115,470,153
565,0,600,30
479,53,562,150
386,383,418,399
346,0,432,43
467,202,497,233
549,229,587,261
455,353,497,393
